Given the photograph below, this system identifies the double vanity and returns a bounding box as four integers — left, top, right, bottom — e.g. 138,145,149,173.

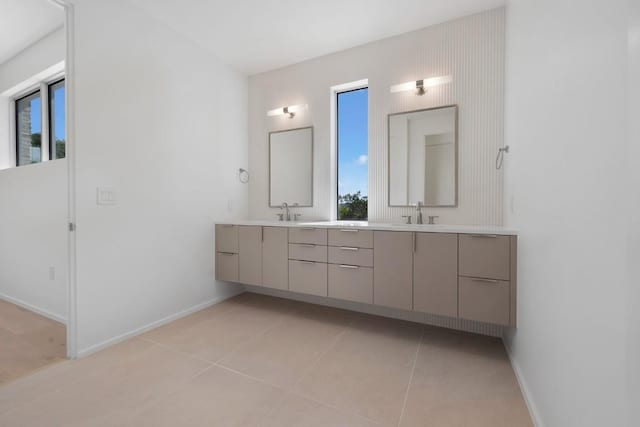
215,221,517,327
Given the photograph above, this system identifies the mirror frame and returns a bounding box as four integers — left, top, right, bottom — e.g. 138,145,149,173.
268,126,314,208
387,104,459,208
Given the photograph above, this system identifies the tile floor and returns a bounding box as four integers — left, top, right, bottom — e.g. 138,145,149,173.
0,299,66,385
0,293,532,426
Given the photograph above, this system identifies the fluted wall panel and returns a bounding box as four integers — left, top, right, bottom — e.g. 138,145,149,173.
248,8,505,226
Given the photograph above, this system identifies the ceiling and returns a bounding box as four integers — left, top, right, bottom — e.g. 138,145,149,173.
130,0,506,75
0,0,64,65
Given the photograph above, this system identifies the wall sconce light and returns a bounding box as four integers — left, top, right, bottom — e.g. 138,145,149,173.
266,104,304,119
390,76,452,96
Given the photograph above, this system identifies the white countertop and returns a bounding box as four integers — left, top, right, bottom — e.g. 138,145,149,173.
216,220,517,236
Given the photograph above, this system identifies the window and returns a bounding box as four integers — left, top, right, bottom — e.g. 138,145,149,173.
337,87,368,220
48,79,66,160
14,78,65,167
15,91,42,166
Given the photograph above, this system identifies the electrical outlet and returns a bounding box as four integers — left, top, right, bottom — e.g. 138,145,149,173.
49,266,55,281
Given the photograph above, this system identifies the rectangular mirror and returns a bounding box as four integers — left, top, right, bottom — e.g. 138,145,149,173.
388,105,458,207
269,127,313,207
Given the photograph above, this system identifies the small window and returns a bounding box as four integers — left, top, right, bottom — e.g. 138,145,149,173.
48,79,66,160
337,87,368,220
15,91,42,166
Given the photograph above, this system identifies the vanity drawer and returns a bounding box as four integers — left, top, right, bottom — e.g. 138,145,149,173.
328,246,373,267
289,260,327,297
289,227,328,245
328,229,373,249
328,264,373,304
215,224,238,253
216,252,239,282
459,234,510,280
289,243,327,263
459,277,510,325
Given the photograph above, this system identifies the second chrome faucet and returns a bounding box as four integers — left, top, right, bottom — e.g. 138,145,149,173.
401,202,439,225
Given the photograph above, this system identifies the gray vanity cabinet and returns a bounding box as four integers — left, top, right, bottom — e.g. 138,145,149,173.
238,226,263,286
215,224,239,282
216,224,238,253
413,233,458,317
262,227,289,290
458,234,517,326
216,222,517,328
373,231,413,310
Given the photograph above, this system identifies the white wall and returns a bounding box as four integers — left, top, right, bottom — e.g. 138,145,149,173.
504,1,630,425
71,0,248,355
248,8,505,225
0,160,68,322
0,25,67,322
0,27,65,94
627,2,640,423
0,28,65,170
0,100,9,170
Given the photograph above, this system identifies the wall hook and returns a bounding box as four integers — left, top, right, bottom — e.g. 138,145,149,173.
496,146,509,170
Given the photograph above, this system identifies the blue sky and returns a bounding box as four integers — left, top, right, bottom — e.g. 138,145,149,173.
337,88,368,197
28,84,65,140
51,84,66,141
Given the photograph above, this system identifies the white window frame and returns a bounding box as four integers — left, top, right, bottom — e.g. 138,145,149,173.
1,61,65,168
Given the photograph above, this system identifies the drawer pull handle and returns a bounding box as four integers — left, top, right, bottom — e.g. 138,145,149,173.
299,260,315,265
471,278,500,284
219,252,236,256
338,264,359,269
340,246,359,251
469,234,499,238
339,229,359,233
222,225,235,228
300,227,316,231
299,244,316,248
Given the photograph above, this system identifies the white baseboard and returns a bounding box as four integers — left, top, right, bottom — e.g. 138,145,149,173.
0,293,66,324
502,338,544,427
77,287,244,358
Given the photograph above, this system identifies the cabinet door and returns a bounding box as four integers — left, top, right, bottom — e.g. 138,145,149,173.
289,260,327,297
216,253,239,282
373,231,413,310
263,227,288,290
413,233,458,317
459,234,510,280
238,226,262,286
459,277,510,325
216,224,238,253
328,264,373,304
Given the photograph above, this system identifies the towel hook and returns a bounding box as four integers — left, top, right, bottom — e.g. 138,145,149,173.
496,146,509,170
238,168,250,184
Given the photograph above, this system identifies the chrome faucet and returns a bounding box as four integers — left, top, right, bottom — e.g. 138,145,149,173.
415,201,424,224
281,202,291,221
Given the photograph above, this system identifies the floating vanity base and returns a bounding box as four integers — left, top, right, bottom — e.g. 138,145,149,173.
215,221,517,332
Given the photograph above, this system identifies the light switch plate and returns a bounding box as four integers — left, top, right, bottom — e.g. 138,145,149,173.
97,187,116,205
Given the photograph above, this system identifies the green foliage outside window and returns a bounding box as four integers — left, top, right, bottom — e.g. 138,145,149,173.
338,191,368,220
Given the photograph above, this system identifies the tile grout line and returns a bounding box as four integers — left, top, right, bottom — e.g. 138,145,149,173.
287,389,384,426
213,297,302,365
397,326,425,427
282,315,384,426
288,314,357,390
211,362,289,392
139,297,297,369
137,337,216,366
213,308,295,365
